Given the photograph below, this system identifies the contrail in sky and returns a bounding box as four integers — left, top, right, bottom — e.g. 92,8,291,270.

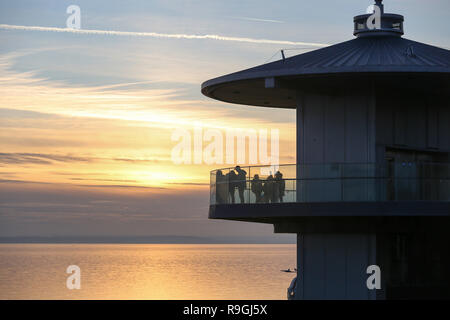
232,16,285,24
0,24,329,47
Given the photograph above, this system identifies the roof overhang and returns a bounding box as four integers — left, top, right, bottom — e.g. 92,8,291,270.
202,72,450,109
201,37,450,108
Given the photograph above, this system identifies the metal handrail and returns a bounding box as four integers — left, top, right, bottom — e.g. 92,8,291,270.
209,162,450,204
210,161,450,174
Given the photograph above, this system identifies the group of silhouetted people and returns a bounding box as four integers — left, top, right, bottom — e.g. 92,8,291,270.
215,166,285,204
250,171,285,203
216,166,247,204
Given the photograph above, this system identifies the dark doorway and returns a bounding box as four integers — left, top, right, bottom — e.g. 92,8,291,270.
384,231,450,300
385,148,448,200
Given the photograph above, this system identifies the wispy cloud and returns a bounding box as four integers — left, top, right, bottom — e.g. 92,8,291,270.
231,16,285,24
0,178,51,184
0,152,169,165
0,153,92,165
0,24,329,47
0,178,165,189
69,178,138,183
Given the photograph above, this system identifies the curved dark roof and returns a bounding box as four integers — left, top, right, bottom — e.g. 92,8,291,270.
202,36,450,108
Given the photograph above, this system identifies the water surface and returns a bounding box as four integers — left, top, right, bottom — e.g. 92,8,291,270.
0,244,296,299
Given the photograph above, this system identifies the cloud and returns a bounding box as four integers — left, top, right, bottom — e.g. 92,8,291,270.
113,158,162,163
0,152,173,166
73,183,166,189
0,152,92,165
69,178,138,183
0,24,329,48
0,178,51,184
0,178,165,190
231,16,284,24
168,182,209,186
0,108,59,119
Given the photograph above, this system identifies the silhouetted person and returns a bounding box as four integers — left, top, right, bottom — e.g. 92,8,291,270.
263,174,274,203
235,166,247,203
274,171,286,202
215,170,227,204
227,170,237,204
272,175,280,203
251,174,263,203
287,276,297,300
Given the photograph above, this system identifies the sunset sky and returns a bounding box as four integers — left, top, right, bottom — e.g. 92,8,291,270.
1,0,449,239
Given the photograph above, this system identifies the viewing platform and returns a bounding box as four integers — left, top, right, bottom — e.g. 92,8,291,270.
209,163,450,224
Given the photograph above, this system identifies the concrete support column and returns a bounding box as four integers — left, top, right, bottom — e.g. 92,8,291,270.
296,233,377,300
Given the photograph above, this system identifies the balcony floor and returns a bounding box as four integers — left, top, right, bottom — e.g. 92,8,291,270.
209,201,450,221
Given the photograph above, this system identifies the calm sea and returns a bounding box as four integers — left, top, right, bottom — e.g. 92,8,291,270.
0,244,296,300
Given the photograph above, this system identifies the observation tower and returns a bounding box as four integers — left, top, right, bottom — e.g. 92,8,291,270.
202,0,450,299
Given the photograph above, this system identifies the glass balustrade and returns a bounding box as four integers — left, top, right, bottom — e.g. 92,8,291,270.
210,163,450,205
